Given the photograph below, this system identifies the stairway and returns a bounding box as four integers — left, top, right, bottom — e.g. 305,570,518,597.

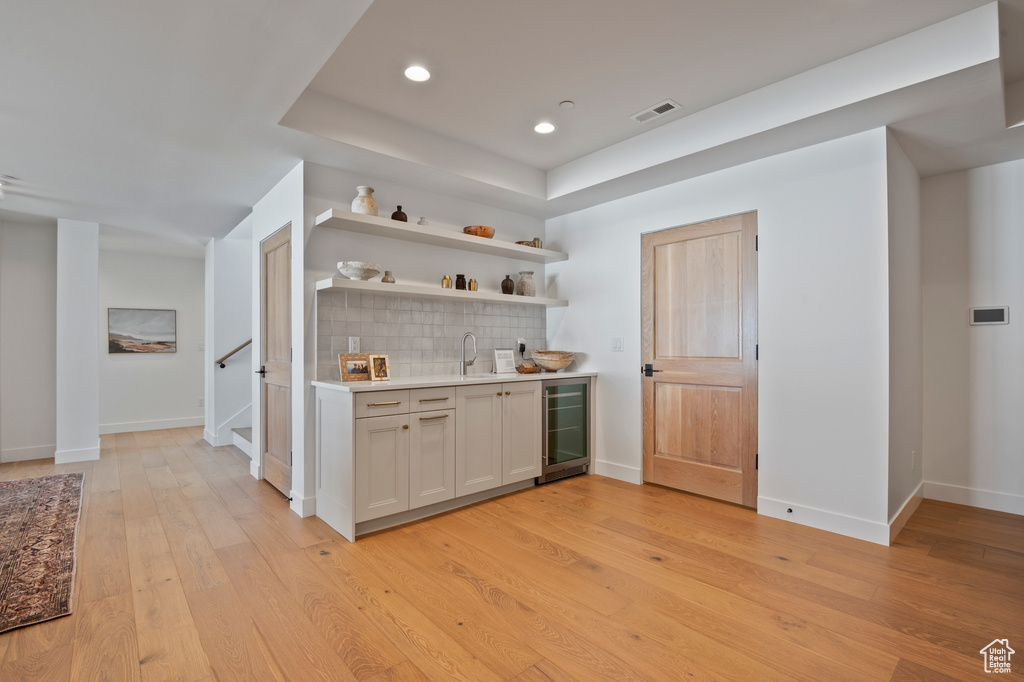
231,427,253,458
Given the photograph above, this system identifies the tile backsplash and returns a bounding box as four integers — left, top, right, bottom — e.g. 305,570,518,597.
316,291,547,381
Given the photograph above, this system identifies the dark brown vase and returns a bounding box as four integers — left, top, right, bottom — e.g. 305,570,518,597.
501,275,515,294
391,205,408,222
455,274,467,290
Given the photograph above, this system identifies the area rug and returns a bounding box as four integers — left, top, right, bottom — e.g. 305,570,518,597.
0,473,84,633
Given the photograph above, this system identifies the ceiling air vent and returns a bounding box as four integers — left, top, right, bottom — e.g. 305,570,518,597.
631,99,681,124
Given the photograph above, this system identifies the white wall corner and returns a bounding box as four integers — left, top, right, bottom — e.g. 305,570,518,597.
594,459,643,485
250,457,261,480
923,481,1024,517
290,491,316,518
758,495,891,546
203,428,217,447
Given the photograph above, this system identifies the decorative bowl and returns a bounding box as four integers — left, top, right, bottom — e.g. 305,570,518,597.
530,350,575,372
337,261,382,280
463,225,495,239
515,363,542,374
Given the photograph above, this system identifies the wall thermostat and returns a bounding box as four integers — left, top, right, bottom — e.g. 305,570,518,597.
969,306,1009,325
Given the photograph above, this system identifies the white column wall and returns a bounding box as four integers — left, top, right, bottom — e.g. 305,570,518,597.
922,160,1024,515
546,129,894,544
885,131,924,521
56,219,100,463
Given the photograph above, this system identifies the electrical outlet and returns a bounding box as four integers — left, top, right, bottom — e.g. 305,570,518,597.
348,337,359,353
611,337,624,352
198,398,204,408
198,343,204,351
911,450,918,470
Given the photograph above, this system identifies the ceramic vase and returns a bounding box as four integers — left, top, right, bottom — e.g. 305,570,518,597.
351,186,377,216
501,275,515,295
391,205,408,222
515,271,536,297
381,270,395,284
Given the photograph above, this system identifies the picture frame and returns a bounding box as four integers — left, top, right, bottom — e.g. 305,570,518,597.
108,308,176,353
493,348,516,374
369,354,391,381
339,353,371,381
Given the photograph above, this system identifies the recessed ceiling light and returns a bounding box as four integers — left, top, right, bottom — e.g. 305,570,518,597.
404,65,430,82
559,100,575,110
534,122,556,134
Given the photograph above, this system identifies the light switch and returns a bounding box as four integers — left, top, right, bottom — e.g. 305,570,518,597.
611,337,624,352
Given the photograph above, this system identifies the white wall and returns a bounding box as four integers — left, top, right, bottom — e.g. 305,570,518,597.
546,129,895,543
56,220,101,463
0,219,57,462
922,160,1024,515
99,250,205,434
205,226,252,446
885,131,924,520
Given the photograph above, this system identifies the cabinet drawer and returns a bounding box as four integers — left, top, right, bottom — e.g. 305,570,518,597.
355,390,410,418
410,387,456,413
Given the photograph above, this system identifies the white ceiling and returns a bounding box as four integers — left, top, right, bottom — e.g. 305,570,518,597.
2,0,1023,254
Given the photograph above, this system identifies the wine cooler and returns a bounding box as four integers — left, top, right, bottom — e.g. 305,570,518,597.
537,377,591,483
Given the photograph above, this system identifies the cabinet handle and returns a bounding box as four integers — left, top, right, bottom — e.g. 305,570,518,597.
419,414,449,421
367,401,401,407
496,392,502,396
418,397,449,402
402,424,409,430
505,391,511,395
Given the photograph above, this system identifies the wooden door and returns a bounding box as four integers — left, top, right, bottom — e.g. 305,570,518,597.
355,414,410,522
501,381,542,484
455,385,503,496
261,225,291,497
641,212,757,507
409,409,456,509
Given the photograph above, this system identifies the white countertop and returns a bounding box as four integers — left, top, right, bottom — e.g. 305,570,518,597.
312,371,597,393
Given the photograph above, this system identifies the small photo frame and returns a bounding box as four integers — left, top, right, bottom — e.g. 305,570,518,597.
369,354,391,381
493,348,516,374
340,353,371,381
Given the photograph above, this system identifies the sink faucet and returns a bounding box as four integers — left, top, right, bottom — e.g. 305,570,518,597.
460,332,477,376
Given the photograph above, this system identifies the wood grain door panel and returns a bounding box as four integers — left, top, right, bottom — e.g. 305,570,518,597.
261,225,291,497
642,212,757,507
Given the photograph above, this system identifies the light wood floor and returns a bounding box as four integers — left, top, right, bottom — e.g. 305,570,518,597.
0,428,1021,681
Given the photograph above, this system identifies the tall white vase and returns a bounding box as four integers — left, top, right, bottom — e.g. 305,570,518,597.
351,186,378,216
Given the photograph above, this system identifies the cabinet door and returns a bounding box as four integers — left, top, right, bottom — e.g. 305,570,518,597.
455,385,503,496
355,414,410,523
502,381,542,484
409,409,456,509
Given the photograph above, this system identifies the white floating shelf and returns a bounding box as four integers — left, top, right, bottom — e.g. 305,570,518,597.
316,278,568,308
315,209,568,264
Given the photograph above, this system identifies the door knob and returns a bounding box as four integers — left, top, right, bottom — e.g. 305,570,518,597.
256,365,266,377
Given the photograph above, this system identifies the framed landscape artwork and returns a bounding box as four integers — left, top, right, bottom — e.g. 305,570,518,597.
108,308,176,353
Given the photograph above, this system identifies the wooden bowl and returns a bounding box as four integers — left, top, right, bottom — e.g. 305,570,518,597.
530,350,575,371
463,225,495,239
515,363,541,374
515,240,535,247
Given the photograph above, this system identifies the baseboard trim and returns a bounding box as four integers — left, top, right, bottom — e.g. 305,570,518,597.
290,492,316,518
100,417,204,435
758,495,890,545
594,459,643,484
232,431,254,457
1,444,57,463
888,484,924,543
55,440,101,464
250,457,261,480
923,481,1024,516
